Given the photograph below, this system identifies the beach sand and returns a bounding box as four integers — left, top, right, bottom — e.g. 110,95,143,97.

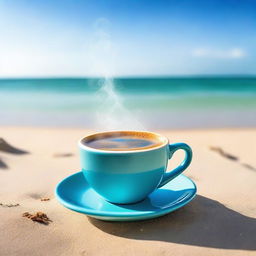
0,127,255,256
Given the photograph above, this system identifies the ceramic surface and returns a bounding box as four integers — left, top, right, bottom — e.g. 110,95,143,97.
80,131,192,204
55,171,197,221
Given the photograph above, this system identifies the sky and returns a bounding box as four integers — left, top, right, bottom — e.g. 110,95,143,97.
0,0,255,77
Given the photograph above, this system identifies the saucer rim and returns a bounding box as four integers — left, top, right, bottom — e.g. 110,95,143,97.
55,171,197,218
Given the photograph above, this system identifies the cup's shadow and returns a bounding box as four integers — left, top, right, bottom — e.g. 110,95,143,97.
89,195,256,250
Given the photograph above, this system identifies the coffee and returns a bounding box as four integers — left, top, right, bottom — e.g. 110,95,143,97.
82,131,165,151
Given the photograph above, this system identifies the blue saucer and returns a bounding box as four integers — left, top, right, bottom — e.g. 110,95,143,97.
55,172,197,221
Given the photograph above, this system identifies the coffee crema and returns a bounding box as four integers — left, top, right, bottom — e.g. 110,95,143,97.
82,131,166,151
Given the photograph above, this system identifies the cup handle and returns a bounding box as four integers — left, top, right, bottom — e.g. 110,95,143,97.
157,143,192,188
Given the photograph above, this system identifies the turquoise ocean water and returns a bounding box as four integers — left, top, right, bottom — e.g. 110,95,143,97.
0,77,256,129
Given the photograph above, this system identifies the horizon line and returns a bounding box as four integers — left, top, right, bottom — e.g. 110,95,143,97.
0,74,256,80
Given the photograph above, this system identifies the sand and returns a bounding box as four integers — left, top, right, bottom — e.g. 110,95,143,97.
0,126,255,256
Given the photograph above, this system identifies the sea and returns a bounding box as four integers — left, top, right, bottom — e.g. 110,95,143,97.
0,77,256,129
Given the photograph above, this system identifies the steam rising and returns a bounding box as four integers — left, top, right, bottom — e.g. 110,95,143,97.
89,18,145,131
95,77,145,131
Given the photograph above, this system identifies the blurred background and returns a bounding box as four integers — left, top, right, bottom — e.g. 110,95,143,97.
0,0,256,130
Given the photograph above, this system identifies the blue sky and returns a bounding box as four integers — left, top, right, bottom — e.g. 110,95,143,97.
0,0,255,77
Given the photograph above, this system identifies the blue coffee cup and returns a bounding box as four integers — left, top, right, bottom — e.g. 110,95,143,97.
79,131,192,204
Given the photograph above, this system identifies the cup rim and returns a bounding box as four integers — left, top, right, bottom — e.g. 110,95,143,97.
78,130,169,153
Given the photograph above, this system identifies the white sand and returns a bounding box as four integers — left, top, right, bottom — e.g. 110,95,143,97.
0,127,255,256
